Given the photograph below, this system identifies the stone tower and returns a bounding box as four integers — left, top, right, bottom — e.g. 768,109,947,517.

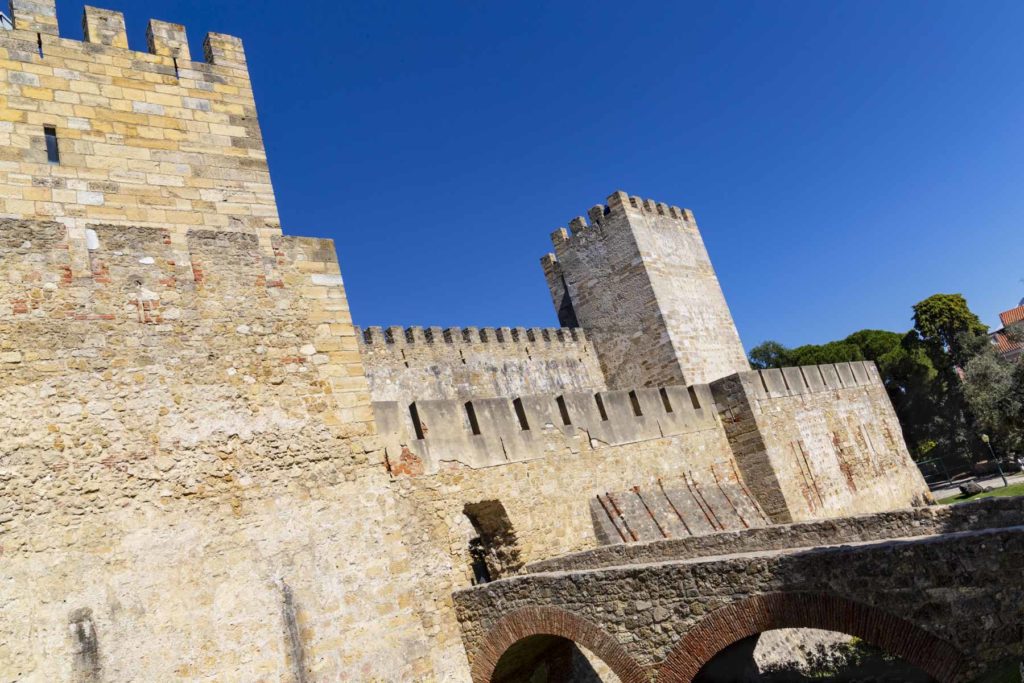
542,191,750,388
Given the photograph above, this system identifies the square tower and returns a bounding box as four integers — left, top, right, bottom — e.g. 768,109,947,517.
542,191,749,387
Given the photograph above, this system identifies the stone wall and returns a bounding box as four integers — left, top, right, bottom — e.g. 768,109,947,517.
526,496,1024,573
0,218,447,680
357,324,605,406
544,192,749,388
711,361,930,523
392,417,752,680
454,512,1024,681
0,2,280,242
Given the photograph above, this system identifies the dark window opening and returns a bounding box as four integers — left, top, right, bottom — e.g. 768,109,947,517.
409,403,425,440
37,33,43,58
688,386,702,410
556,396,572,426
594,393,608,421
660,387,674,413
512,398,530,431
172,57,179,78
44,126,59,164
464,501,522,583
468,538,492,585
628,390,643,417
465,401,481,435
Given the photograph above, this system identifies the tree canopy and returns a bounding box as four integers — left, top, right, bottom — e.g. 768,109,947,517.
748,293,1023,465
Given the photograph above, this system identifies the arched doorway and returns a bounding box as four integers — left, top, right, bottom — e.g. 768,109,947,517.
490,634,622,682
692,628,935,682
657,593,966,683
469,607,649,683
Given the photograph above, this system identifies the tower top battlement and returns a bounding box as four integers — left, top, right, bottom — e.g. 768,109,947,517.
0,1,279,240
541,190,749,388
7,1,249,72
548,191,696,248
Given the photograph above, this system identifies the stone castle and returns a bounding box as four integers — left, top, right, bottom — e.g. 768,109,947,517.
0,3,935,680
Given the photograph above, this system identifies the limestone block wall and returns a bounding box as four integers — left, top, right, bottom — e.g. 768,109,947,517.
0,1,280,242
543,191,749,388
357,324,605,406
711,361,931,524
527,496,1024,573
373,383,729,475
388,408,749,679
0,219,451,680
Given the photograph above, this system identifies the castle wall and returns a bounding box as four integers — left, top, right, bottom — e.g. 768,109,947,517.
386,408,748,680
0,3,280,242
357,324,605,405
711,361,931,523
544,192,749,388
0,218,445,680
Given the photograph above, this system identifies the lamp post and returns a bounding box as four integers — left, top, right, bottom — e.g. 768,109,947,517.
981,434,1008,488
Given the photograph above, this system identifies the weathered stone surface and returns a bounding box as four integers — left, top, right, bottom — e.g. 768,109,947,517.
455,500,1024,683
0,2,945,681
0,9,279,241
543,193,750,388
357,325,605,406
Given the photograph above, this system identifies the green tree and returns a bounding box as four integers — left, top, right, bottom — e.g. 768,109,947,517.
748,340,791,370
911,293,988,370
745,294,1002,464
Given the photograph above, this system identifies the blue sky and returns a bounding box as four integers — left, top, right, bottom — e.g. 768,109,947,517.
56,1,1024,347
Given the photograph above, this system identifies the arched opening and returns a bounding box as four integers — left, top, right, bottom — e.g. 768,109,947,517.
469,607,649,683
658,593,966,683
491,634,621,683
464,501,523,583
693,628,935,682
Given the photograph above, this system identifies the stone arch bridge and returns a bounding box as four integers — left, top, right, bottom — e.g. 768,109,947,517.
454,498,1024,682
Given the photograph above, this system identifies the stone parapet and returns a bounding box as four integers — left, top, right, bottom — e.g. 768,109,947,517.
373,383,719,475
526,496,1024,573
0,2,279,239
356,324,607,406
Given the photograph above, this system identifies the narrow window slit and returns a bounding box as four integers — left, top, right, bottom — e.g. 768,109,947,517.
594,393,608,421
687,386,701,410
512,398,530,431
409,403,425,440
556,396,572,426
37,33,43,58
660,387,673,413
628,390,643,417
44,126,59,164
173,57,179,79
465,401,481,436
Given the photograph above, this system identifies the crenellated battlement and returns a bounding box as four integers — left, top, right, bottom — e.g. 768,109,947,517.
541,190,749,388
373,381,719,475
743,361,883,399
0,1,278,239
356,321,606,407
548,190,695,248
5,1,249,72
356,325,586,347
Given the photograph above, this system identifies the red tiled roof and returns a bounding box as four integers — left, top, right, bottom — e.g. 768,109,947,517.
1000,305,1024,327
992,330,1023,355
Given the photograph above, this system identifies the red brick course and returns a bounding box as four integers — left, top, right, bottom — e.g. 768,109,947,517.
469,606,650,683
657,592,966,683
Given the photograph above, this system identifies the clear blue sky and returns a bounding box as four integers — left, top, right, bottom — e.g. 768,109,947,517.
57,1,1024,347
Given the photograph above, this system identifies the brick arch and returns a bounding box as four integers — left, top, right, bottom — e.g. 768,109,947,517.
469,605,650,683
657,592,967,683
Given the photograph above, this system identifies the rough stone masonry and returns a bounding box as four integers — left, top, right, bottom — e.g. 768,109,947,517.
0,2,946,681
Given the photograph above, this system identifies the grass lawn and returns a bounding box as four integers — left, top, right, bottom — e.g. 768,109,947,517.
939,481,1024,505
